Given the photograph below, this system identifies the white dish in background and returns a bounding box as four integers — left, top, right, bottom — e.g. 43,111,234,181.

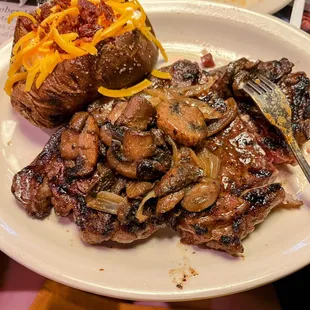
204,0,292,14
141,0,293,14
1,0,310,302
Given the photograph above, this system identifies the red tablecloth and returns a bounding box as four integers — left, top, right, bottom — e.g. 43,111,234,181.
0,252,45,309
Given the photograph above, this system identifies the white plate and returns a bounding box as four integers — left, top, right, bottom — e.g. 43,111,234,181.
1,1,310,302
207,0,292,14
142,0,293,14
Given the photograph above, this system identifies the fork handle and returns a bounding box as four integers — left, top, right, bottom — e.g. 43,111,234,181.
287,135,310,183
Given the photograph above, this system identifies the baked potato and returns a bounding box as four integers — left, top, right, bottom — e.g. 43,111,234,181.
6,0,161,128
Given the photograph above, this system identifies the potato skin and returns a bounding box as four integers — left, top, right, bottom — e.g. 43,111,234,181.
10,29,159,128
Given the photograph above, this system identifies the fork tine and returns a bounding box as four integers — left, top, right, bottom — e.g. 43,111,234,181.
246,80,264,95
242,84,262,99
257,75,275,90
254,79,271,93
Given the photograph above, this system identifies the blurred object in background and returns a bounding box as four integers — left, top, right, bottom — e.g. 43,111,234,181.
36,0,46,5
275,0,310,33
0,0,34,44
302,11,310,31
302,0,310,32
19,0,28,6
290,0,306,28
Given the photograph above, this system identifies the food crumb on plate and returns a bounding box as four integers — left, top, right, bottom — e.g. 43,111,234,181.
169,248,198,290
190,267,198,276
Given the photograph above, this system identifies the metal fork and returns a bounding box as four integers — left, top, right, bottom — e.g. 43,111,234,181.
242,75,310,183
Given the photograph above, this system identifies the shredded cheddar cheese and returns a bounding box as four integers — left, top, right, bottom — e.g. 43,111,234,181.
98,79,152,97
92,11,134,46
5,0,168,96
79,42,98,55
7,12,38,25
151,69,172,80
4,72,27,95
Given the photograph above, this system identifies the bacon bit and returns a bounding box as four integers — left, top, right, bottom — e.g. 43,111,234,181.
201,53,215,68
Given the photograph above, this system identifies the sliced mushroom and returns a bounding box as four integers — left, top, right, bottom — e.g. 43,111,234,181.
136,159,165,180
111,140,130,163
70,112,89,131
123,130,155,161
106,147,137,179
99,123,127,147
154,163,203,197
89,99,114,126
60,112,99,177
91,164,115,194
156,190,185,214
126,181,154,199
152,148,172,171
77,116,99,176
181,178,220,212
150,128,167,147
99,124,113,146
178,147,199,165
116,96,156,130
107,100,128,125
60,129,80,160
156,99,207,146
60,112,89,160
117,199,133,224
111,177,127,195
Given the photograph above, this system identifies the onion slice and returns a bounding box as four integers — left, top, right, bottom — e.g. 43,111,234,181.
165,135,180,166
195,146,221,179
171,78,216,97
146,88,221,120
87,191,125,215
206,97,238,137
164,89,222,120
136,190,157,223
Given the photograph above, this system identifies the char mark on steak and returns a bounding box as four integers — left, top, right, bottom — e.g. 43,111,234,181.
74,196,164,244
177,183,285,255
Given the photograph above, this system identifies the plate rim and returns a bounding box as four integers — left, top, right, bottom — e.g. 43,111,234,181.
1,1,310,301
140,0,293,15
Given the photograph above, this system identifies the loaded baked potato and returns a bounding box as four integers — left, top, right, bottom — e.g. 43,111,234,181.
5,0,162,128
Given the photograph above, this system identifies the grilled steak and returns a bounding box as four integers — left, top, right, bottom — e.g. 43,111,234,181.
11,58,310,255
177,184,285,255
11,127,65,218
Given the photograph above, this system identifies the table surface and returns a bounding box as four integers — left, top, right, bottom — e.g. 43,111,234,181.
0,2,309,310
